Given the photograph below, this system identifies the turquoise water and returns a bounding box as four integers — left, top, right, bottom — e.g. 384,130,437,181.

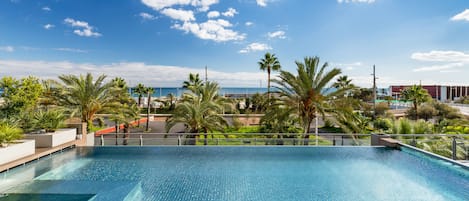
1,147,468,201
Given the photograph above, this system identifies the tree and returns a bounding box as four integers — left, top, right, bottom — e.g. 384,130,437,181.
134,83,146,107
55,73,114,131
401,85,431,120
107,77,139,144
145,87,154,132
273,56,342,145
258,52,281,99
0,76,43,119
166,81,227,145
183,73,203,92
333,75,355,90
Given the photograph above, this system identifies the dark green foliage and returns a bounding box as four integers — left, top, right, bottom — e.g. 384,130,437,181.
32,109,65,132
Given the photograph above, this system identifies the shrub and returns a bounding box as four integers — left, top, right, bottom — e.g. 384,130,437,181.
398,118,412,134
373,118,392,132
413,119,433,134
32,109,65,132
375,102,389,117
0,122,23,147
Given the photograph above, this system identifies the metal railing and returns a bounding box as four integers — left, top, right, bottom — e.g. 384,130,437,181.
95,133,469,160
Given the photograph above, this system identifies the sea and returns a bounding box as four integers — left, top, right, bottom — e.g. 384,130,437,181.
131,87,268,98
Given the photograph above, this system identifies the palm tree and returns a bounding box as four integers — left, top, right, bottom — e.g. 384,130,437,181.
55,73,114,130
258,52,281,99
39,79,60,109
145,87,154,132
333,76,355,89
107,77,139,144
183,73,203,93
134,83,146,107
401,85,431,119
273,56,342,145
166,81,227,145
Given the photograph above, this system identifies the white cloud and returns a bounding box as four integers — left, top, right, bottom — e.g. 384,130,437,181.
256,0,267,7
64,18,101,37
267,31,286,39
141,0,244,42
0,59,268,87
245,21,254,26
73,29,102,37
412,63,464,72
239,43,271,54
411,50,469,73
411,50,469,63
191,0,219,12
161,8,195,21
207,11,220,18
332,62,363,70
141,0,218,12
53,48,88,53
172,19,245,42
42,6,51,11
222,8,238,17
43,24,55,30
337,0,375,3
141,0,192,10
451,9,469,22
0,46,14,52
139,12,157,20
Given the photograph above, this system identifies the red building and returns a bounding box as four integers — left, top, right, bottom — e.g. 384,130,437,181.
390,85,469,101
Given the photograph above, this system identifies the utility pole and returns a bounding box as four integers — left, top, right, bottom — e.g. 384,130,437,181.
372,65,377,119
205,66,208,83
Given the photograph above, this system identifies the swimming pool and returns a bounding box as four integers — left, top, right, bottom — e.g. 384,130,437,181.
1,146,468,201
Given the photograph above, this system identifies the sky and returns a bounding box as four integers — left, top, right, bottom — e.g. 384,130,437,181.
1,0,469,87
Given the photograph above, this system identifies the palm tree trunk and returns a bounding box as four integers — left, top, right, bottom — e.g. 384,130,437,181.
267,68,271,100
146,92,151,132
123,124,129,145
414,103,418,120
304,119,311,145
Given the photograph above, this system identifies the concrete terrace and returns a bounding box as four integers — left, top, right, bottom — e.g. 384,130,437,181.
0,140,82,173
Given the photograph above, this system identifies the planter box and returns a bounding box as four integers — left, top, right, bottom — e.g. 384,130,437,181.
0,140,35,165
24,129,77,148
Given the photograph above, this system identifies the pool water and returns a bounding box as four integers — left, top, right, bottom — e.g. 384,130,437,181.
1,147,468,201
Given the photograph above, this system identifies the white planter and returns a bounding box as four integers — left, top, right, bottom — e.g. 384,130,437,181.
0,140,35,165
24,129,77,148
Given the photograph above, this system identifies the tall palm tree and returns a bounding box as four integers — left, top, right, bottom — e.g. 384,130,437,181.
273,56,342,145
55,73,114,130
107,77,139,144
166,81,227,145
145,87,154,132
258,52,281,99
134,83,146,107
401,85,431,119
183,73,203,93
333,75,355,90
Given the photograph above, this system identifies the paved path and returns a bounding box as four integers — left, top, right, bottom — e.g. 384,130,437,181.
449,104,469,116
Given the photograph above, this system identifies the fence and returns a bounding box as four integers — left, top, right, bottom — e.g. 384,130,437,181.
96,133,469,160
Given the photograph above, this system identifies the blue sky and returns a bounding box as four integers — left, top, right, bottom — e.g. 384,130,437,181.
1,0,469,87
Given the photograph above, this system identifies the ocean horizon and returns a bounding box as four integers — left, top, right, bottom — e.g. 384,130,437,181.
130,87,269,98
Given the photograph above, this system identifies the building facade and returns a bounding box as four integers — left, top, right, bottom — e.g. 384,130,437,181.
390,85,469,102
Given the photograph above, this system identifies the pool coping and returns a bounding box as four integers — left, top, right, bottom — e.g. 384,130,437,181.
398,142,469,170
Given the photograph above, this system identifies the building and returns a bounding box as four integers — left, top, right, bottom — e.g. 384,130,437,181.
390,85,469,102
